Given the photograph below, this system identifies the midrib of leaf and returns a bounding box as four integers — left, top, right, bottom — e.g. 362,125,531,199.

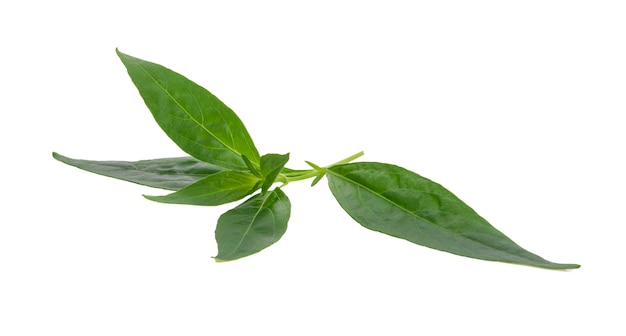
327,170,545,264
188,84,237,147
124,160,209,177
135,62,242,158
229,192,277,258
170,132,241,169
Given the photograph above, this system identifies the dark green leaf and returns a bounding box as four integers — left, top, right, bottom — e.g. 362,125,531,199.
52,152,222,191
327,162,579,270
260,153,290,193
116,50,260,170
144,170,260,206
214,188,290,261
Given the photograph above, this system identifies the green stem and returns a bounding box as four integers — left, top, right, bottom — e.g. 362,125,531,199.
280,151,364,184
327,151,364,167
282,170,320,183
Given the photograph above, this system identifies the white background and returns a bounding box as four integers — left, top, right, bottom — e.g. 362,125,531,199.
1,1,624,335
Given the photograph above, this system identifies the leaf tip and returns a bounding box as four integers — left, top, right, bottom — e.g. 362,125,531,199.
51,152,67,163
142,194,160,202
519,261,581,270
305,160,323,171
564,263,581,270
116,48,131,62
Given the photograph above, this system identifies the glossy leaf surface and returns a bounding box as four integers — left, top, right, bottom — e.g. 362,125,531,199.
117,50,260,170
144,170,260,206
260,153,290,192
327,162,579,269
52,152,222,191
215,188,290,261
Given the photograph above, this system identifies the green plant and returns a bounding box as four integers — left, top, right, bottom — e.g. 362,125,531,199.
53,49,579,269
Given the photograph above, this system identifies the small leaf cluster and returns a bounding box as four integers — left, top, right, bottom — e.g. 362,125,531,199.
53,50,579,269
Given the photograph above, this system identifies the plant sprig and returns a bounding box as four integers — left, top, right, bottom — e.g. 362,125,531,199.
53,49,579,269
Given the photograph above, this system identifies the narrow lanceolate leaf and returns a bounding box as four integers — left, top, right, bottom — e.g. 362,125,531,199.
305,161,326,186
260,153,290,193
52,152,222,191
327,162,579,270
116,49,260,170
214,188,290,261
144,171,260,206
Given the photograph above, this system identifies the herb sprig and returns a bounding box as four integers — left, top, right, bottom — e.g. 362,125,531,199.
53,50,579,269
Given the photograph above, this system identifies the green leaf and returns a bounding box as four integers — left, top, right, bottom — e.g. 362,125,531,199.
260,153,290,192
214,188,291,261
280,167,310,175
326,162,580,270
310,172,326,187
242,155,262,178
305,160,326,186
116,49,260,170
144,170,260,206
52,152,222,191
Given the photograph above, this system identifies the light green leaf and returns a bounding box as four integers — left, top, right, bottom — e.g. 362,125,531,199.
144,170,260,206
305,160,326,186
116,49,260,170
52,152,222,191
260,153,290,193
327,162,579,270
214,188,290,261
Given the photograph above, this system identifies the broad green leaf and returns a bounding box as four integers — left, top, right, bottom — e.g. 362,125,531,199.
116,50,260,170
144,170,260,206
327,162,579,270
214,188,290,261
260,153,290,192
52,152,222,191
